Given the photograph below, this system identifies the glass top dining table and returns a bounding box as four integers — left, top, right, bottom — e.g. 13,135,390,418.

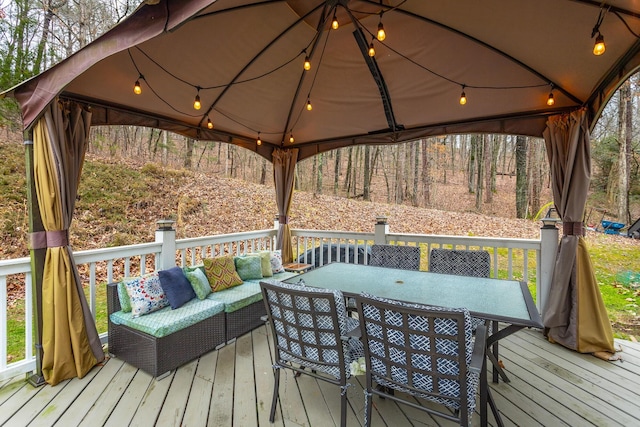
283,262,542,329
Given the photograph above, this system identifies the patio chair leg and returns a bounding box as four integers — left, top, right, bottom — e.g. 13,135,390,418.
340,388,347,427
270,367,280,422
364,391,372,427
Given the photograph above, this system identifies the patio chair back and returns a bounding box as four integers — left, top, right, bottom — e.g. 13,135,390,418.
369,244,421,270
260,280,363,427
428,248,491,277
354,293,486,427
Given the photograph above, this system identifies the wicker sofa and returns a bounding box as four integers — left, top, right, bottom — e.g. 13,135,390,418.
106,270,298,378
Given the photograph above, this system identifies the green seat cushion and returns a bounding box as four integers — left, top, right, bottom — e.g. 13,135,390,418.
109,297,225,338
206,281,262,313
209,271,300,313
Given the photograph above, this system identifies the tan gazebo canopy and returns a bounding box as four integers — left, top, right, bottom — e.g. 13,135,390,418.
3,0,633,384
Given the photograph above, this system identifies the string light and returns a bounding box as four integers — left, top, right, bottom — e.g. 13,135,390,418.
289,134,295,143
304,55,311,71
257,132,262,146
368,38,376,57
331,12,339,30
459,85,467,105
133,76,143,95
193,87,202,110
591,9,606,56
207,116,213,129
547,90,555,106
377,14,386,41
306,98,313,111
593,33,605,55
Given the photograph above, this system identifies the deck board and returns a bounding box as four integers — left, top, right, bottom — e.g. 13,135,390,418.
0,326,637,427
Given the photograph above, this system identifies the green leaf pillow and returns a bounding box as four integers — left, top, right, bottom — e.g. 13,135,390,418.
234,255,264,280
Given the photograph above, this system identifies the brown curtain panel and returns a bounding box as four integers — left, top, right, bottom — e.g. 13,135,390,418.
272,148,298,264
33,100,103,385
542,109,614,354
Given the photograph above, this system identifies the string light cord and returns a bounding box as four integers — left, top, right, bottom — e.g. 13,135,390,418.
354,14,549,91
348,0,408,16
612,9,640,39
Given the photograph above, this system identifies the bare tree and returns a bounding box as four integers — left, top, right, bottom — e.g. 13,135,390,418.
617,79,632,224
363,145,371,200
515,135,528,218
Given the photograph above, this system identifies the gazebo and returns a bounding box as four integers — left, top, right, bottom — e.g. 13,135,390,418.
2,0,636,385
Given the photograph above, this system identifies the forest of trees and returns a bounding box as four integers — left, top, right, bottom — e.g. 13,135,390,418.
1,1,638,221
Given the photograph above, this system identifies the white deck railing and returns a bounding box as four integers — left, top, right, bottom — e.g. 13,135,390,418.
0,219,552,380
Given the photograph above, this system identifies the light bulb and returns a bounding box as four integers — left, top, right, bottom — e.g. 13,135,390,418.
377,21,386,41
459,90,467,105
207,117,213,129
304,56,311,71
257,134,262,146
193,94,201,110
331,14,339,30
547,92,555,106
133,80,142,95
368,41,375,57
289,134,294,143
306,100,312,111
593,33,605,55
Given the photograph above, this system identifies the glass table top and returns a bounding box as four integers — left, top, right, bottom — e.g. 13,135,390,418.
284,262,542,328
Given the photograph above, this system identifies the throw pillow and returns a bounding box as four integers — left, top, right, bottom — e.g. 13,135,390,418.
116,280,133,312
158,266,196,309
250,251,273,277
234,255,264,280
203,256,243,292
270,250,285,274
124,272,169,317
184,267,211,300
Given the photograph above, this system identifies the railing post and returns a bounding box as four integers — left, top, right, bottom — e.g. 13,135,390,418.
374,216,389,245
538,217,560,316
156,219,176,270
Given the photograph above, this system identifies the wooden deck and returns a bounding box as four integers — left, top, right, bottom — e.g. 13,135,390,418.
1,326,639,427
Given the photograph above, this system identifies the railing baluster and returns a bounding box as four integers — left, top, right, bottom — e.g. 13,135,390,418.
89,262,96,319
1,275,7,371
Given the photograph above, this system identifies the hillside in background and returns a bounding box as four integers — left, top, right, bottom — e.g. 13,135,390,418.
1,137,547,259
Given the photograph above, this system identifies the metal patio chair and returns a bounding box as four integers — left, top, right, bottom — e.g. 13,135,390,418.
428,248,493,331
369,244,421,270
260,280,363,427
428,248,491,278
354,293,488,427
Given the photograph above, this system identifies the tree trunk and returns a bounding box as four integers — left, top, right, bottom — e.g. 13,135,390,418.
184,138,194,168
316,153,324,195
363,145,371,200
334,148,341,195
515,135,528,218
468,135,477,193
475,135,484,210
260,158,267,185
395,145,405,204
484,135,494,203
617,79,632,224
527,138,542,217
421,139,431,206
412,141,419,206
344,147,353,195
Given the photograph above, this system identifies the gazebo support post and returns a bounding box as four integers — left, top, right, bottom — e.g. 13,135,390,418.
24,130,46,387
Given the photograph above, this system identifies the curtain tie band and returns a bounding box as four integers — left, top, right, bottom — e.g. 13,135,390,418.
278,215,289,224
28,230,69,249
563,222,584,236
